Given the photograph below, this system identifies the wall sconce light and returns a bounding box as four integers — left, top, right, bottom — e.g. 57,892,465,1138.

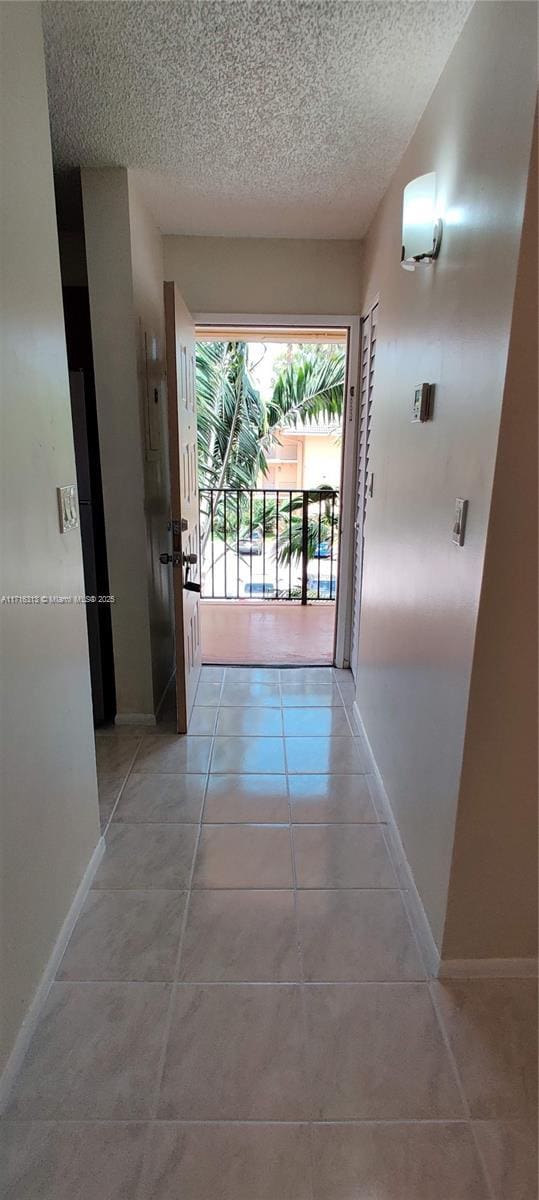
401,171,443,271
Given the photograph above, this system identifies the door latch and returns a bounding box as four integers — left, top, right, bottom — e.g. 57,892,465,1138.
183,559,201,593
160,551,200,591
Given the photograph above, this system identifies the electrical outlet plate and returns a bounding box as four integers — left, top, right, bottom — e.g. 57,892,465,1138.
57,484,79,533
452,498,468,546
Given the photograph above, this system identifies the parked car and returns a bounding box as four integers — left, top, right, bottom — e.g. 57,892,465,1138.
243,580,276,597
238,529,263,555
308,575,337,598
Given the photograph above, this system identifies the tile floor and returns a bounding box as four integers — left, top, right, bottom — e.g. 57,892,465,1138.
1,666,537,1199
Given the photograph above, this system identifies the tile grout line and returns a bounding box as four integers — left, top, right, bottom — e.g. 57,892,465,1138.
2,1115,512,1127
99,737,144,838
285,698,317,1200
54,978,456,988
427,981,496,1200
134,688,221,1200
85,884,407,892
144,716,216,1128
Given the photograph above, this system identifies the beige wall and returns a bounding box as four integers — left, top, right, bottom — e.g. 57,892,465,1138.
127,176,174,709
81,167,157,720
0,4,100,1073
261,431,341,489
261,431,301,488
303,434,341,490
355,1,537,951
163,236,362,316
443,121,538,961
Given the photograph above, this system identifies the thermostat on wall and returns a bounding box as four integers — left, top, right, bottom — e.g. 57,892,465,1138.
412,383,434,423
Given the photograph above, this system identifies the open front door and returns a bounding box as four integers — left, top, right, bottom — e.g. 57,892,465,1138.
164,281,202,731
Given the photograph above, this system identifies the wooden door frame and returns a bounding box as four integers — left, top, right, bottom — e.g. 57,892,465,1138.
193,311,361,669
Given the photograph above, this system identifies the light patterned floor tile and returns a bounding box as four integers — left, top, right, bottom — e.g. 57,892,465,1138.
179,889,300,981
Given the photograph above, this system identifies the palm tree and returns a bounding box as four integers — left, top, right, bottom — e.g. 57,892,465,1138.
196,341,346,551
274,488,339,567
197,341,269,555
267,351,345,430
197,341,268,492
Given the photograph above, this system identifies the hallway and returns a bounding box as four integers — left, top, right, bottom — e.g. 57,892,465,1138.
2,668,536,1198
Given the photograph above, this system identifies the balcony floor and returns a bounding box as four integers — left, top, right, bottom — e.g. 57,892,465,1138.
200,600,335,665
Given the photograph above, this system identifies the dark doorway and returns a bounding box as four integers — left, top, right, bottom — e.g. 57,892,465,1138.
62,285,116,724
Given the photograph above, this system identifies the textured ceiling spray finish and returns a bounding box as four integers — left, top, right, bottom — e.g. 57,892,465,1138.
43,1,471,237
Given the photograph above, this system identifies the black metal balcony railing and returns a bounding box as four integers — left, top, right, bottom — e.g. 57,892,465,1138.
199,488,339,603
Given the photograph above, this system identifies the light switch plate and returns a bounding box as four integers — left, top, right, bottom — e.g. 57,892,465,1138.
452,498,468,546
57,484,79,533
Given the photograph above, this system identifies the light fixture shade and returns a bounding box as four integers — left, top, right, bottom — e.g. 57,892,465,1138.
401,171,442,269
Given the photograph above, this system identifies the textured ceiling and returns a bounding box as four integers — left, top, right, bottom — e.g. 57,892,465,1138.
43,0,471,239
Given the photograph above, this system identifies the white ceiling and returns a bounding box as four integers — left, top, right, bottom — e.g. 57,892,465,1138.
43,1,471,239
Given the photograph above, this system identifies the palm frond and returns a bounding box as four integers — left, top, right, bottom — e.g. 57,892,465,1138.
196,342,345,548
267,350,345,430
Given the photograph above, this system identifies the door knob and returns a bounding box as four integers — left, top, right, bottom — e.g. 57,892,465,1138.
161,551,198,568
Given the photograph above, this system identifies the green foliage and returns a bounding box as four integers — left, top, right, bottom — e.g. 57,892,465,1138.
237,489,338,565
268,348,345,430
198,487,338,565
196,341,346,491
249,496,277,536
270,342,342,387
275,488,338,566
196,341,269,491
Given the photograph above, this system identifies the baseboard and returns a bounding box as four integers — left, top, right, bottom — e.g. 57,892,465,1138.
114,712,156,727
351,699,441,977
351,699,539,983
0,835,105,1113
114,670,176,728
438,957,539,979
